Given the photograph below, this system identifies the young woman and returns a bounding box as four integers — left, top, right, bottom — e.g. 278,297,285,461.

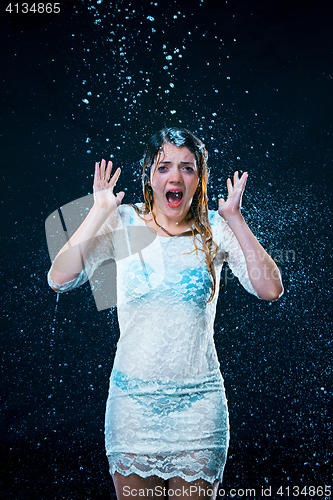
48,128,283,499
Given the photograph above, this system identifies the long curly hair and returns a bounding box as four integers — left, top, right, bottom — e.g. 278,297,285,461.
134,127,218,302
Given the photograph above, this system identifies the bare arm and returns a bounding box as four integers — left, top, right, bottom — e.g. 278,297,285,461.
49,159,125,287
218,172,283,301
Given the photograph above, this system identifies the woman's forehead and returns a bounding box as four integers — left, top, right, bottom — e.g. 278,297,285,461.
155,143,196,164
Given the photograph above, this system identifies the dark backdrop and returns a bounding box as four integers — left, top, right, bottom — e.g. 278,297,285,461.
1,0,332,498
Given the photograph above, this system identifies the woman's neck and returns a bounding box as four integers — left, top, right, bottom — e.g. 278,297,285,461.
144,207,194,237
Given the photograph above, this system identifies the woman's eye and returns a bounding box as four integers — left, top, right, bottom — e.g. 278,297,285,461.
157,165,167,172
183,166,194,172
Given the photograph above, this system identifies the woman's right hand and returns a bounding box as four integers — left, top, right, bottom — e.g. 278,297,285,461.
93,159,125,212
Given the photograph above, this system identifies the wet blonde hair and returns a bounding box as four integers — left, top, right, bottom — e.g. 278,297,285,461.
134,127,218,302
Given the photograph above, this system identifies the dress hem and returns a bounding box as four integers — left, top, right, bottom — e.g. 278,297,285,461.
107,460,224,484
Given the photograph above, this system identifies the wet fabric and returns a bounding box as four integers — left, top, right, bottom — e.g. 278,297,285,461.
48,204,258,482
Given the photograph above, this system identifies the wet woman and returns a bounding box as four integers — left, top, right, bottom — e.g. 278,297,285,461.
48,128,283,499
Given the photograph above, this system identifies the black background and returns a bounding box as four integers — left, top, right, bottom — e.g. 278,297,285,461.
1,0,332,498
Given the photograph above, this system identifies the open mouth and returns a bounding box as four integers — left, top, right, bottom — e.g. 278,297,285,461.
165,190,183,207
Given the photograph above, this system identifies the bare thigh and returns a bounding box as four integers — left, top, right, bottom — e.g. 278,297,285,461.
112,471,166,499
168,476,219,500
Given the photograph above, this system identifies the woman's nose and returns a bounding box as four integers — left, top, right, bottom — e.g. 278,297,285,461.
169,167,183,183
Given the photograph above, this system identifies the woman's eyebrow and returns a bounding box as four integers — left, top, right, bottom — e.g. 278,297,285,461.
159,160,195,164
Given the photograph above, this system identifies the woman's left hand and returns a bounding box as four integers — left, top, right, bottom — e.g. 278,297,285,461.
217,170,284,301
218,171,248,221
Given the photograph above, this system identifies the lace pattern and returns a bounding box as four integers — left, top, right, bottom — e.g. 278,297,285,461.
107,449,228,483
47,204,258,483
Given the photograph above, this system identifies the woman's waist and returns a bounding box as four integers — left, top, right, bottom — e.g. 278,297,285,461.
109,367,223,395
113,341,219,379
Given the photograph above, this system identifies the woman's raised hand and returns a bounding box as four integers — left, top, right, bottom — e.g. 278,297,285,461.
93,159,125,212
218,171,247,221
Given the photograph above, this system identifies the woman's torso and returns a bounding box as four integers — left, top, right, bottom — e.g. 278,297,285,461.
111,206,223,386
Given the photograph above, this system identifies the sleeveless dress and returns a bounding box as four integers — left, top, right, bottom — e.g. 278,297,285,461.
47,204,258,483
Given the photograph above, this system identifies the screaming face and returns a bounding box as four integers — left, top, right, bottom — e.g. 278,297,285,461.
150,143,199,224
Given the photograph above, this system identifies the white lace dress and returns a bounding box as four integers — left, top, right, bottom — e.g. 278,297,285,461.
48,203,258,483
